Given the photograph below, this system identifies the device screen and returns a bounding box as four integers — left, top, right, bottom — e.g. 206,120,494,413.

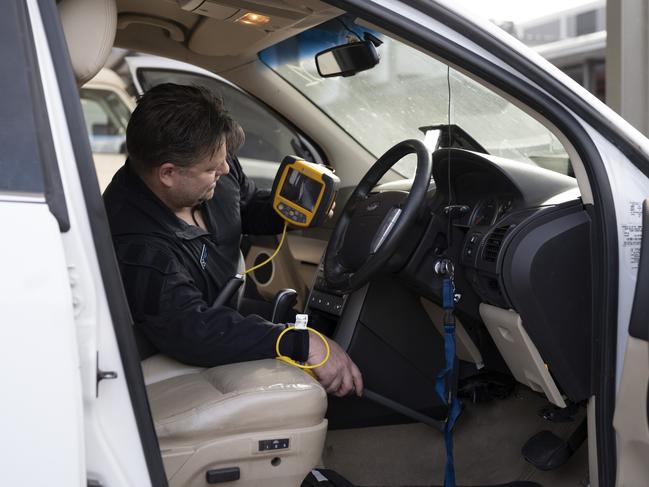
280,168,322,212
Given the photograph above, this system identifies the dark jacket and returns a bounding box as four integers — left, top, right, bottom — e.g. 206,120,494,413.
103,156,307,367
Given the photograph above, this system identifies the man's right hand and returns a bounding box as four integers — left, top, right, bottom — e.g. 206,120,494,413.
307,331,364,398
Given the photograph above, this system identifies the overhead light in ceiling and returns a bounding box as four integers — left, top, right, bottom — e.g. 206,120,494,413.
236,12,271,27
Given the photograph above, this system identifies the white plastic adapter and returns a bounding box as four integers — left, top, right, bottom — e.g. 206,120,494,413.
294,314,309,330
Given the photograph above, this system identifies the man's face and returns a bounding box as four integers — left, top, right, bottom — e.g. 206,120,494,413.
173,140,230,208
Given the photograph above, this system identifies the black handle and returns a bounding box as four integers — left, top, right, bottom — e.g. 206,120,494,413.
212,275,245,308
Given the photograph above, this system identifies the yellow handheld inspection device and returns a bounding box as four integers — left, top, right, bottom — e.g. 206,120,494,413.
272,156,340,228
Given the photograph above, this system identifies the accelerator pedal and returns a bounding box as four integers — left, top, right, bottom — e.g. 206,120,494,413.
522,418,587,471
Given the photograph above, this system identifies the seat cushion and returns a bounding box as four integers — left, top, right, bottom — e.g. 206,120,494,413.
146,359,327,443
141,353,205,386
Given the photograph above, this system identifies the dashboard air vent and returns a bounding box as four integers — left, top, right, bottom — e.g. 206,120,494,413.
483,225,510,262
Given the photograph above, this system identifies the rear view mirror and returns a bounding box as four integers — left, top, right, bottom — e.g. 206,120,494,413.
315,41,379,78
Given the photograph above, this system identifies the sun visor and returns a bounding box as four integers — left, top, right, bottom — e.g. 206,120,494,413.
189,18,267,56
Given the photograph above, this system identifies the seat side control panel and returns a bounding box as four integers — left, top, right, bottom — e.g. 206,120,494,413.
259,438,290,451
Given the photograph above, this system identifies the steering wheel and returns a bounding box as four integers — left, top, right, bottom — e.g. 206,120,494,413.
324,139,432,293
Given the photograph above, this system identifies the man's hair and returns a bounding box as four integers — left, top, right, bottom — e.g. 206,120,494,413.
126,83,244,171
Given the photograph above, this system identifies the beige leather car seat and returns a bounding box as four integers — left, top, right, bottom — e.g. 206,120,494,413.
139,253,328,487
58,2,328,485
58,0,117,86
143,355,327,487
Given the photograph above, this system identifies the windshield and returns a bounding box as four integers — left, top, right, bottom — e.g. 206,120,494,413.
260,17,571,178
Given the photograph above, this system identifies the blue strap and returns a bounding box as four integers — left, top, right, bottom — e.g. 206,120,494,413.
435,278,461,487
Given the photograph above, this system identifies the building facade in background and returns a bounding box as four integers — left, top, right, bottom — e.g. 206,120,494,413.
498,1,606,101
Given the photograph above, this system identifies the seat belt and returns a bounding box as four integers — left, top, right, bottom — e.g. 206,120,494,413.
434,260,462,487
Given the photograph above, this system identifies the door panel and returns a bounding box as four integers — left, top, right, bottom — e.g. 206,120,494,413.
613,336,649,486
614,198,649,486
245,238,309,310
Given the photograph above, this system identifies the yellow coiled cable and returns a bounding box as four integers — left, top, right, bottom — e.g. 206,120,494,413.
276,326,330,373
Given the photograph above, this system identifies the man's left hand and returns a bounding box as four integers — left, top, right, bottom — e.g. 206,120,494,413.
307,331,363,397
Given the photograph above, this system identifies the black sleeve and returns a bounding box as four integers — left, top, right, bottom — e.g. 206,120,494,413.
117,242,308,367
230,154,285,235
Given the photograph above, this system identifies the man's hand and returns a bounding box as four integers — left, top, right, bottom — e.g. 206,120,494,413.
307,331,363,397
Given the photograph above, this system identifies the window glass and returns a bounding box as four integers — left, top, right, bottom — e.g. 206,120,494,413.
137,70,308,163
260,16,571,178
576,10,597,36
80,88,129,154
0,1,46,194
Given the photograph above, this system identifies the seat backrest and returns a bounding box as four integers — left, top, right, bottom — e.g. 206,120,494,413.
58,0,117,86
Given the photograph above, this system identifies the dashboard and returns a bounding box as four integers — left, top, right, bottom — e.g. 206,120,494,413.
429,150,581,307
469,196,513,227
307,148,593,409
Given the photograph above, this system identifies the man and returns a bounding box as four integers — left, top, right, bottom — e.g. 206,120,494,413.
104,83,363,397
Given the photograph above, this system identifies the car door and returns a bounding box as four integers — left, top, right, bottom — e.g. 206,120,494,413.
313,1,649,485
612,198,649,486
126,56,329,307
2,2,85,484
23,1,167,485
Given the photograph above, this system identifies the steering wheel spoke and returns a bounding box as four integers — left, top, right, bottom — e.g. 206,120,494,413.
370,206,402,254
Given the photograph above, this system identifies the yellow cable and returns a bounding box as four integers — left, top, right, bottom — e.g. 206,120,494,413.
276,326,330,370
244,222,288,275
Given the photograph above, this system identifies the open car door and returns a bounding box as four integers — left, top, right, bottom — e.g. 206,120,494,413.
613,199,649,486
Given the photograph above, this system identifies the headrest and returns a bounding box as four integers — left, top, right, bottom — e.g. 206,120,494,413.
58,0,117,86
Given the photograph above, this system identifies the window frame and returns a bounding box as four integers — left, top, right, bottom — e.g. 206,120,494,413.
4,0,69,230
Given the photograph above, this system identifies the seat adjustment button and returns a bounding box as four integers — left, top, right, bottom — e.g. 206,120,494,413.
259,438,289,451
